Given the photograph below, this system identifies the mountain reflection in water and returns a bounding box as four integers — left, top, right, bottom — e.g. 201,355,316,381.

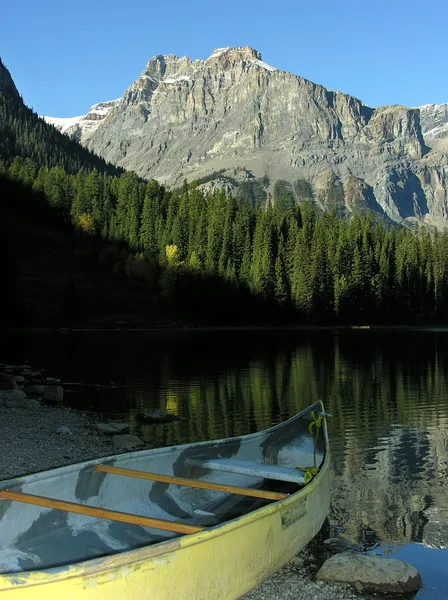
3,328,448,597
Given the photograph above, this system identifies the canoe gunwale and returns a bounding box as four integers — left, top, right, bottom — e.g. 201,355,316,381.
0,401,330,591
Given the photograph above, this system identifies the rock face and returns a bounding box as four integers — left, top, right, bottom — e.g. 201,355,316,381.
316,554,422,595
419,103,448,153
43,99,121,144
0,58,20,98
45,46,448,227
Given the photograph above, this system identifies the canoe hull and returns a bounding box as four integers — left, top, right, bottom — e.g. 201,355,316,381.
0,402,331,599
0,462,329,599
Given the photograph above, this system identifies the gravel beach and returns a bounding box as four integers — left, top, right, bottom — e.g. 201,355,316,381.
0,401,362,600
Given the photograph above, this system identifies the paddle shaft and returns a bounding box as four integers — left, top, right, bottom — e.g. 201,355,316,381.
95,464,288,501
0,490,203,534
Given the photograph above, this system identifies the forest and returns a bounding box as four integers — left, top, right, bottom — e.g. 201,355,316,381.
1,90,448,327
2,156,448,326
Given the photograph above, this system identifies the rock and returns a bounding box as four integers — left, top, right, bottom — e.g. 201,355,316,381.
136,409,183,423
93,422,129,435
55,426,72,434
316,554,422,595
13,375,25,384
4,399,40,410
0,374,17,390
24,385,46,395
322,537,359,554
0,390,27,401
45,377,61,384
93,423,120,435
109,422,129,433
112,435,144,452
43,386,64,403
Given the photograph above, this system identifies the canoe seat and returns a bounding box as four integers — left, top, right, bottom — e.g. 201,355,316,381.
186,458,305,484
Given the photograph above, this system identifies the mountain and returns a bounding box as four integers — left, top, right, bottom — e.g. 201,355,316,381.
0,58,20,98
43,99,121,144
419,102,448,153
45,46,447,227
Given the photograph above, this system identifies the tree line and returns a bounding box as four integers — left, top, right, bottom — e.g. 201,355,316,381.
2,155,448,325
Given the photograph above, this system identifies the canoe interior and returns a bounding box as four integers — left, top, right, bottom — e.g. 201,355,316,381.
0,402,327,574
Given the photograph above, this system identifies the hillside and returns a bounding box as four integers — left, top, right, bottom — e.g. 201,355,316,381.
0,58,121,176
0,175,185,328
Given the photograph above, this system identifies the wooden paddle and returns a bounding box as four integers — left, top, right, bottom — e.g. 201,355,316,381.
95,464,288,501
0,490,203,534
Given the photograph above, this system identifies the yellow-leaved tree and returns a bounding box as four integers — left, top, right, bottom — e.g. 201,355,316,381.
160,244,183,299
74,213,95,236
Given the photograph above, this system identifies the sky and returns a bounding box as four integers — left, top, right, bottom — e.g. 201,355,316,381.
2,0,447,117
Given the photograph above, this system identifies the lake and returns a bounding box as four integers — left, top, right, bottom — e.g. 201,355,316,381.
2,328,448,598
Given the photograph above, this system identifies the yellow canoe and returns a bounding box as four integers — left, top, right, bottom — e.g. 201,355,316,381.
0,401,330,599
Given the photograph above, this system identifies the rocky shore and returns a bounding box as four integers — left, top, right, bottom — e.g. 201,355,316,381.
0,363,422,599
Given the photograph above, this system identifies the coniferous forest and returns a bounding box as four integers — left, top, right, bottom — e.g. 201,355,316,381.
1,88,448,328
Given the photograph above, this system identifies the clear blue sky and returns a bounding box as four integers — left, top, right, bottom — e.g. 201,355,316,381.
2,0,447,117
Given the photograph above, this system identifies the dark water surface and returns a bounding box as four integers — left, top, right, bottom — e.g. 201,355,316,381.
2,329,448,598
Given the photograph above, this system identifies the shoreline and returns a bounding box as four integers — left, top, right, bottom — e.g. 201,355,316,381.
3,324,447,334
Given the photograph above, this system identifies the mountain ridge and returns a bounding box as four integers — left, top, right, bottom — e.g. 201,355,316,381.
0,58,20,98
42,46,448,227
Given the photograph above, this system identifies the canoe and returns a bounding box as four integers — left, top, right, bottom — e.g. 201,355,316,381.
0,401,330,599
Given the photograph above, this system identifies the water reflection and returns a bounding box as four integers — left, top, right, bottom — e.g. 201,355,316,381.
2,329,448,588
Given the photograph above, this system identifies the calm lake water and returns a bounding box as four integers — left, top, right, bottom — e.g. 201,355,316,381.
2,328,448,598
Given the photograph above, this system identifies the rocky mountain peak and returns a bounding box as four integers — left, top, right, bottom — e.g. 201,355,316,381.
42,47,447,228
207,46,262,62
145,55,168,81
0,58,20,99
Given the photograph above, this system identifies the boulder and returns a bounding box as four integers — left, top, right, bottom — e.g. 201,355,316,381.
94,423,120,435
112,435,144,452
13,375,25,384
109,422,129,433
0,374,17,390
24,385,46,395
316,554,422,595
93,422,129,435
43,386,64,403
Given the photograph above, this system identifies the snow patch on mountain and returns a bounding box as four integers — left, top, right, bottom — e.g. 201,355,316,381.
249,59,277,72
42,98,121,143
44,115,84,132
208,47,230,59
163,75,191,84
